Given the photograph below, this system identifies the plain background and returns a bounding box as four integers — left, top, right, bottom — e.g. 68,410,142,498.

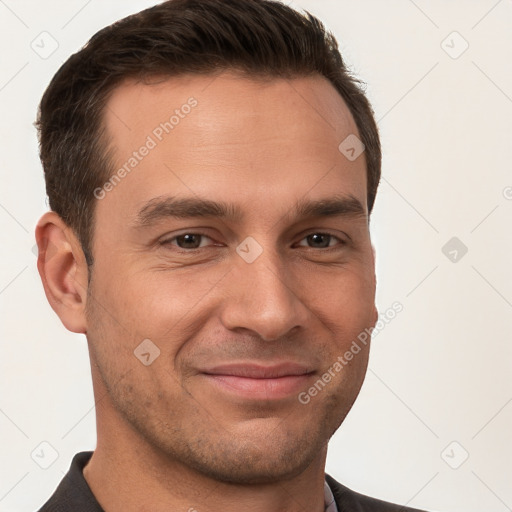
1,1,511,511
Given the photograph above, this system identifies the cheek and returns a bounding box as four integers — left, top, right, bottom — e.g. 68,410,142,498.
306,277,376,375
126,269,224,340
302,261,376,319
101,262,218,326
85,283,183,409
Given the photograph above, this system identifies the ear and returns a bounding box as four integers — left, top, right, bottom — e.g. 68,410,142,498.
35,211,89,334
370,242,378,326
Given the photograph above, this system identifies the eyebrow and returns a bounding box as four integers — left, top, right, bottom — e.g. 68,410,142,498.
133,194,366,228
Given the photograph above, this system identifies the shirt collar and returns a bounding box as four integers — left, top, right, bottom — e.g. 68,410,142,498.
324,479,339,512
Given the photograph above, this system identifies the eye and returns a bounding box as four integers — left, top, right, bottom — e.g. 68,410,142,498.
162,233,215,250
296,233,345,249
160,232,345,251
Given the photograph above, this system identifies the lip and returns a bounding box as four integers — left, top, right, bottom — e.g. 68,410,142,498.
200,363,315,400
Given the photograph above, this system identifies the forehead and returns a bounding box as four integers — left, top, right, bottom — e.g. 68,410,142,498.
104,71,357,134
98,71,367,227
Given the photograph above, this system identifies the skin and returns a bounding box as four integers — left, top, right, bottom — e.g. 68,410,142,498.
36,71,378,512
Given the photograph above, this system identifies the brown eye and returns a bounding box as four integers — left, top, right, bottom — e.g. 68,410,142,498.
162,233,214,249
176,234,203,249
297,233,343,249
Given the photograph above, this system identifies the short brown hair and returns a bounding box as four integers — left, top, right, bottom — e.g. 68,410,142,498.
36,0,381,266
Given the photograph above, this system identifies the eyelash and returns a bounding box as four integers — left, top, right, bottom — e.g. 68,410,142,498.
160,232,347,252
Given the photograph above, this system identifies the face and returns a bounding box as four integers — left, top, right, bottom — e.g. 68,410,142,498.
84,71,378,484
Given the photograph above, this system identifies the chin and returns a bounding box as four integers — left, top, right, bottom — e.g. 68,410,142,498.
158,416,328,485
185,445,317,485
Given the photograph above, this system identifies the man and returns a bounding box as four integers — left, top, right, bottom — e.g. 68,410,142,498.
34,0,432,510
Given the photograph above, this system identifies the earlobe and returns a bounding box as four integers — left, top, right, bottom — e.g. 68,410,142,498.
35,212,89,334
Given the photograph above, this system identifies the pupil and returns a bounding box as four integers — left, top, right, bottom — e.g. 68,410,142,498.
178,234,200,248
309,234,329,248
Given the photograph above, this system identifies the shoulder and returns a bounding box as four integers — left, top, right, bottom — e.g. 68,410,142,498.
37,451,103,512
326,473,431,512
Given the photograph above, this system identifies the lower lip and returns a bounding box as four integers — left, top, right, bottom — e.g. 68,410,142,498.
201,373,314,400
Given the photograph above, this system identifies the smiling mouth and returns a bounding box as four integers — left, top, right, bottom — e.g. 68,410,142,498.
200,362,316,400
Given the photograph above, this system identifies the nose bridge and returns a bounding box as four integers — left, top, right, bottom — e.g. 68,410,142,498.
220,237,308,341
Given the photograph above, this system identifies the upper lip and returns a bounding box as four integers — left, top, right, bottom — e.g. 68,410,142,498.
201,363,314,379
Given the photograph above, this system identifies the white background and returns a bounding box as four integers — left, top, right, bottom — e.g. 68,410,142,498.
0,1,511,511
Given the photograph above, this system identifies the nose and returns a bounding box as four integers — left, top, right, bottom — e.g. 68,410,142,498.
218,244,310,342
